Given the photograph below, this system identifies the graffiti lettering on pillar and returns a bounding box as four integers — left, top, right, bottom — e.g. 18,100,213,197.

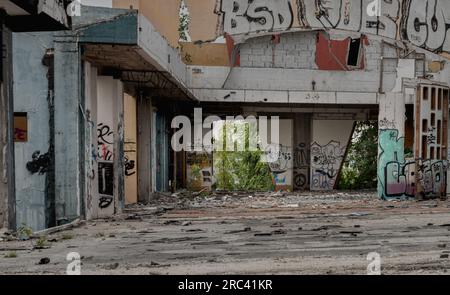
124,156,136,177
293,143,310,190
221,0,294,35
378,129,405,198
379,117,396,129
98,123,114,161
378,128,448,199
427,127,437,145
97,123,114,210
266,144,292,187
266,144,292,174
383,159,447,198
219,0,450,54
26,151,51,175
310,141,345,190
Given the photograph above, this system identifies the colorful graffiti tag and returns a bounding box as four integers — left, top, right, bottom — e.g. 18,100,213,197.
378,129,448,199
266,144,293,189
219,0,450,54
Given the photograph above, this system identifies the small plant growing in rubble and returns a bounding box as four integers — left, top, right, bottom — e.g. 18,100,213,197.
35,236,49,249
62,233,74,240
4,251,17,258
16,224,33,241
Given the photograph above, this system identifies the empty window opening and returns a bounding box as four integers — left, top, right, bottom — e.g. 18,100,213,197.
14,112,28,142
422,135,428,158
423,87,429,101
422,119,428,133
431,88,437,110
347,38,361,67
437,120,442,144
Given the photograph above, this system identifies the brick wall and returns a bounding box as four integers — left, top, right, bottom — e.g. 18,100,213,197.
239,31,400,75
239,32,318,69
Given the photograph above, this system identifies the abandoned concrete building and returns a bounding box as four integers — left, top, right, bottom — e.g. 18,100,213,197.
2,0,450,231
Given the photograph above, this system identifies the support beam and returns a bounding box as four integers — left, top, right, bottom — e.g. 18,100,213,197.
137,93,153,202
54,34,81,224
1,23,15,230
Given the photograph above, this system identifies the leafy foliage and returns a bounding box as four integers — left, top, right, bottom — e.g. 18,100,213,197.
338,121,378,190
214,122,274,191
179,0,191,42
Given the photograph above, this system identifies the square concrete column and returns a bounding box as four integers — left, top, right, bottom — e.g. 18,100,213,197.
137,93,153,203
54,34,81,224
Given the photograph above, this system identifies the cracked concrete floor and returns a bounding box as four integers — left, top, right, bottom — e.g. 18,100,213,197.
1,192,450,275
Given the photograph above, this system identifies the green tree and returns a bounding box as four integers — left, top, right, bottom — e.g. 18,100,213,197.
214,121,274,191
338,121,378,190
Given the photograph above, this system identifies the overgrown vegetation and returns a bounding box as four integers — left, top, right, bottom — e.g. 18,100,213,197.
214,121,274,191
35,236,49,249
16,224,33,240
179,0,191,42
338,121,378,190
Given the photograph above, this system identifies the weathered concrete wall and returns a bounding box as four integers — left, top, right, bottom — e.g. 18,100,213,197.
12,32,54,231
311,120,354,191
181,42,230,66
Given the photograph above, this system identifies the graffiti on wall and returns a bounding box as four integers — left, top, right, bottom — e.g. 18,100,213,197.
378,129,406,198
97,123,114,209
266,144,293,188
26,151,51,175
220,0,294,35
378,129,448,199
124,155,136,177
310,141,345,190
219,0,450,53
293,143,309,190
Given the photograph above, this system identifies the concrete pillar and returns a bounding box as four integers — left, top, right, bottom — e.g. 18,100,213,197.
54,34,81,224
1,24,15,230
377,92,406,199
137,93,153,202
0,82,7,229
124,93,138,204
113,80,125,212
293,114,311,191
84,61,98,220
